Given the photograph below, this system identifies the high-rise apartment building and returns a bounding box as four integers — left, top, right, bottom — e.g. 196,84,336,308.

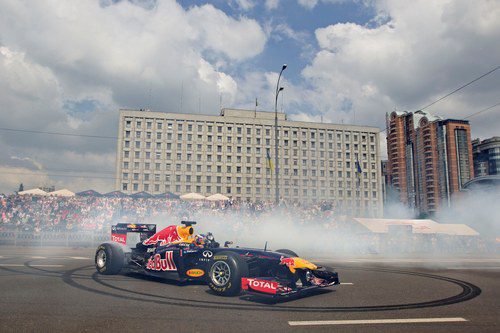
116,108,383,217
472,137,500,177
386,110,473,215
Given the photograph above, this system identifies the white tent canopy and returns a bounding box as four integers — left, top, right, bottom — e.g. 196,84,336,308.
18,188,47,196
50,189,75,197
353,218,479,236
205,193,229,201
180,192,206,200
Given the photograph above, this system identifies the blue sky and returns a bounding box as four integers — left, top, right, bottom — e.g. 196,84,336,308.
178,0,377,84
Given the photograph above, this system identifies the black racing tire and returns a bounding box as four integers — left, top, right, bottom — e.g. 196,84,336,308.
276,248,298,257
95,243,124,275
207,251,249,296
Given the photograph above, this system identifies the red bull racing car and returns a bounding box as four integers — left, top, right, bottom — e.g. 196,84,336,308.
95,221,339,298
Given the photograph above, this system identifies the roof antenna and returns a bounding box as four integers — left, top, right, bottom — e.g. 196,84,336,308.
198,88,201,114
148,81,153,111
180,81,184,113
281,89,284,113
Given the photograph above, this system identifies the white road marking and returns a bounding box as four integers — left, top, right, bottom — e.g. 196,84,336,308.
340,282,354,285
1,256,91,260
288,317,468,326
447,266,500,270
69,257,91,260
51,257,71,260
0,264,64,267
315,258,500,263
31,264,64,267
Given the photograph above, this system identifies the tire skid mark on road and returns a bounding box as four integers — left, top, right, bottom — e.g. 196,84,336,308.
0,258,483,313
60,265,482,313
0,264,63,267
0,260,93,280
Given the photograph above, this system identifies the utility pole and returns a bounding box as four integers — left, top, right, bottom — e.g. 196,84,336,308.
274,64,287,205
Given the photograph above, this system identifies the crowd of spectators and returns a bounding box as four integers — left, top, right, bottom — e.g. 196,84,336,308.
0,194,339,232
0,193,495,253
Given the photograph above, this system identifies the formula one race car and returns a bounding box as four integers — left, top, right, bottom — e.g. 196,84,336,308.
95,221,339,298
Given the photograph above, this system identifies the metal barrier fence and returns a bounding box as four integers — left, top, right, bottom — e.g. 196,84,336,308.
0,231,108,247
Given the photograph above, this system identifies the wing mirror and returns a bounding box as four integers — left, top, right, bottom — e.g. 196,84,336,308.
224,241,233,248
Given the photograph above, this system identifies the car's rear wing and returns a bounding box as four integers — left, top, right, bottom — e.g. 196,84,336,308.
111,223,157,245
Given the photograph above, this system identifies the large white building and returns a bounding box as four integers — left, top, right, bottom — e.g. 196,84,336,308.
116,108,383,217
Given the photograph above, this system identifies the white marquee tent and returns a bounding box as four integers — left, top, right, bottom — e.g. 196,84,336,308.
180,192,206,200
353,218,479,236
49,189,75,197
18,188,47,196
205,193,230,201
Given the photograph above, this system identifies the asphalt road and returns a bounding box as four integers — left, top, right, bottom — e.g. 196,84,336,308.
0,246,498,332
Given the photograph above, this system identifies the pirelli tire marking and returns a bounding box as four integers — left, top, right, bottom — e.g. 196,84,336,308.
209,282,232,293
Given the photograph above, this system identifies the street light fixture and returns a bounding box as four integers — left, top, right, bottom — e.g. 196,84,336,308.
274,64,287,205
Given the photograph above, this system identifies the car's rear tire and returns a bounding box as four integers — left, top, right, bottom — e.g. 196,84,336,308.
95,243,124,275
276,248,298,257
207,251,248,296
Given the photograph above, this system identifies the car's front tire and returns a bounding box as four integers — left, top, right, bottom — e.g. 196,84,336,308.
276,248,299,257
207,251,248,296
95,243,124,275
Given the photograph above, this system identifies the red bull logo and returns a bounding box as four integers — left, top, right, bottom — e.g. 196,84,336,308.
146,251,177,271
143,225,181,246
279,256,296,267
279,256,317,273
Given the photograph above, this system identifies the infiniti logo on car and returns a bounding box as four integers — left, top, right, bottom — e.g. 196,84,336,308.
202,250,213,258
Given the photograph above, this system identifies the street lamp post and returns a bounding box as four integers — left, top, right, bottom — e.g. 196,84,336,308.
274,64,287,205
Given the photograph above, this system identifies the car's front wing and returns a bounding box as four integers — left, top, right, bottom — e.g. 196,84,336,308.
241,273,340,298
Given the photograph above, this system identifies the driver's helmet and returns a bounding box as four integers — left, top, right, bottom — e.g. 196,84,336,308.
193,234,206,246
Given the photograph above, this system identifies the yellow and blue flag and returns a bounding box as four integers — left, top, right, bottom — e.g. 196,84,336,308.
355,159,362,188
266,148,274,176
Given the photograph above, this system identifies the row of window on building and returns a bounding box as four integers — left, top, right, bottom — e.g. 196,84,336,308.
125,119,376,143
121,162,377,180
121,173,377,189
122,148,377,167
121,182,378,199
124,132,376,152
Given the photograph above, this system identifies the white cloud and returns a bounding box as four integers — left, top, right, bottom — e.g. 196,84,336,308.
0,0,498,194
297,0,318,10
0,0,267,193
0,166,50,194
265,0,280,10
302,0,500,140
187,4,266,60
233,0,255,11
274,23,309,43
